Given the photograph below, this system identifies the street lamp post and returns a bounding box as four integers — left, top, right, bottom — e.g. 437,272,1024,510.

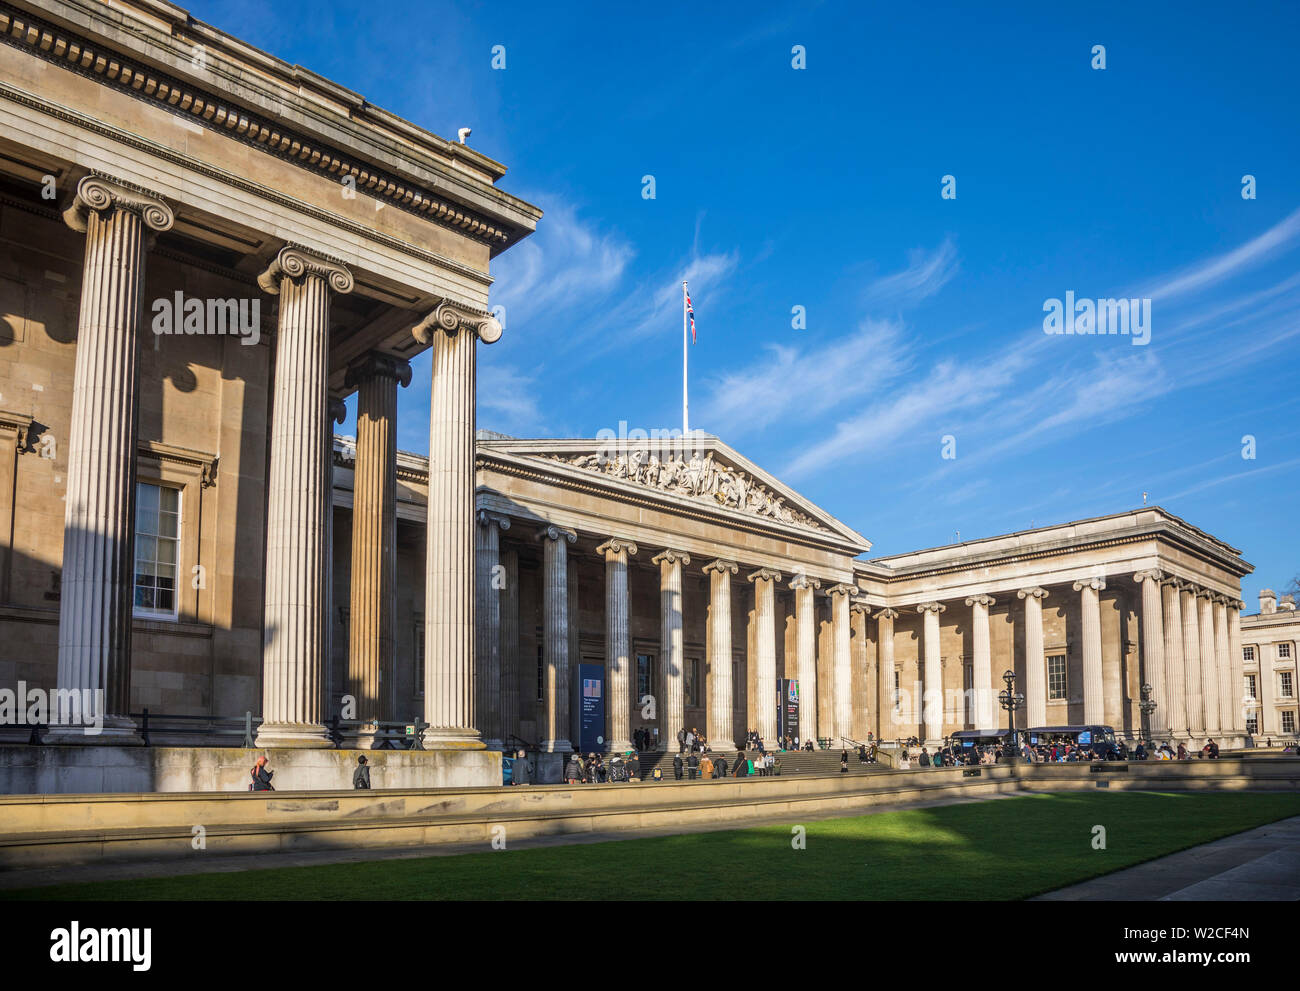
998,668,1025,768
1139,682,1158,748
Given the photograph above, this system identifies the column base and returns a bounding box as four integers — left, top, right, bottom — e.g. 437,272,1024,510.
44,715,143,747
420,727,486,750
254,722,335,749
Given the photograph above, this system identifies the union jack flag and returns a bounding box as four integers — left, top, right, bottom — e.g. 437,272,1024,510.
686,291,696,343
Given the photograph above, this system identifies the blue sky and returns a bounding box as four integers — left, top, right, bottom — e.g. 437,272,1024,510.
188,0,1300,603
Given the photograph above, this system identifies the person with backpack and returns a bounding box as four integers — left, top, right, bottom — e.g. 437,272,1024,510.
352,754,371,789
249,755,274,791
733,751,747,777
672,752,684,780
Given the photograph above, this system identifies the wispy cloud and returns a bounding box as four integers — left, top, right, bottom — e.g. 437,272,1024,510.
477,362,545,436
863,238,959,306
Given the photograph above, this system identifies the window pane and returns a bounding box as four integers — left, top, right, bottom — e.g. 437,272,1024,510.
157,539,177,565
137,483,158,513
159,486,179,514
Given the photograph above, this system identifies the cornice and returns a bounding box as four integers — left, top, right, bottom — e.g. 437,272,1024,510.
0,1,528,252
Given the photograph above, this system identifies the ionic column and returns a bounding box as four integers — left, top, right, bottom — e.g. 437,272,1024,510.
828,584,855,745
1213,596,1233,740
790,573,821,742
965,594,996,729
475,511,510,750
850,598,871,741
538,525,576,753
598,538,638,755
256,246,354,749
1198,592,1220,737
567,555,580,748
1133,570,1167,737
876,608,898,738
1073,578,1105,726
653,549,690,750
1162,578,1188,738
1017,587,1049,729
51,176,174,744
1227,600,1245,738
1180,583,1204,735
704,559,739,753
748,568,782,745
500,548,520,744
412,302,502,748
917,602,946,743
344,352,411,748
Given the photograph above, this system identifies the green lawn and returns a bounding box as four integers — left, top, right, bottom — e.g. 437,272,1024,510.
8,791,1300,900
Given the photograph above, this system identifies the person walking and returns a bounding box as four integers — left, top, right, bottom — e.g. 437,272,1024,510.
840,750,848,773
352,754,371,789
700,754,713,779
565,754,581,784
513,748,531,785
249,755,274,791
687,751,699,780
672,752,684,780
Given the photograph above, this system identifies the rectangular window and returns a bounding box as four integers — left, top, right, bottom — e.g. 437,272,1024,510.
637,653,655,703
1282,672,1294,699
1243,645,1256,662
1246,712,1258,735
1047,654,1067,701
1246,674,1257,700
1283,711,1296,735
686,657,701,707
414,623,424,698
134,482,180,618
537,643,544,703
1280,642,1294,660
893,671,900,713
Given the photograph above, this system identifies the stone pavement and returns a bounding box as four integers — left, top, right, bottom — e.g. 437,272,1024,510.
1034,814,1300,900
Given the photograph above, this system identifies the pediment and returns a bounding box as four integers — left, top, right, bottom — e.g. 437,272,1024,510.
475,434,870,552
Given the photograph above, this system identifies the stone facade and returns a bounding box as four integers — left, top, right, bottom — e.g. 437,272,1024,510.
1240,589,1300,742
0,0,1261,792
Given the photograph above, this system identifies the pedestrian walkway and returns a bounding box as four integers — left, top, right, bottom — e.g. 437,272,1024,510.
1034,814,1300,900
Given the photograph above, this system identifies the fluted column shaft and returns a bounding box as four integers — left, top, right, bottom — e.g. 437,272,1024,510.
1162,581,1188,737
475,512,510,749
1018,588,1048,729
1214,598,1232,739
1134,571,1167,736
966,594,995,728
1198,594,1220,736
345,354,409,746
501,548,520,744
829,585,854,745
876,609,897,738
257,248,353,748
704,560,739,752
1074,579,1105,725
791,575,820,742
654,550,689,749
748,569,781,744
918,602,945,742
1227,603,1245,738
599,539,637,754
539,526,575,753
53,178,174,743
850,602,871,741
413,302,502,748
1181,586,1204,735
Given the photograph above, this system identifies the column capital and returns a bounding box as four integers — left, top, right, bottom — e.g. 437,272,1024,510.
344,351,413,390
874,606,899,620
702,558,738,577
747,567,783,584
258,245,354,296
1072,577,1106,592
1133,568,1165,585
1162,574,1189,590
63,173,174,235
965,593,996,607
826,582,857,599
916,601,946,615
789,573,821,591
596,537,638,559
1017,586,1050,600
536,524,576,544
412,299,503,345
477,510,511,532
652,548,691,567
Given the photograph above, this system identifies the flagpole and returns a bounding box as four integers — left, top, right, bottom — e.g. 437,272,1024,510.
682,280,689,438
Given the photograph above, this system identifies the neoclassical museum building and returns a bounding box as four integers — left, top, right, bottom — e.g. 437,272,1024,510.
0,0,1287,789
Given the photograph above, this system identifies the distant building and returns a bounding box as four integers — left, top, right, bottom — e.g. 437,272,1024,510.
1240,590,1300,740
